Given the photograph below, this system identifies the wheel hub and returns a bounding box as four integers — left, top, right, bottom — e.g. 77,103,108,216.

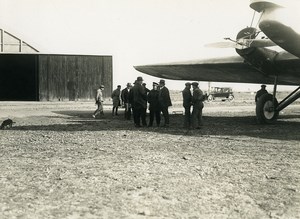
263,100,276,119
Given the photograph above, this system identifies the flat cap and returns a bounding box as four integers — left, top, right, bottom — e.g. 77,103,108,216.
117,85,121,88
126,82,132,87
261,84,266,87
153,82,158,86
100,85,105,88
191,82,199,86
185,82,191,86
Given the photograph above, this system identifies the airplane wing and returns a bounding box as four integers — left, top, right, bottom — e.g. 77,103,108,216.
134,54,300,86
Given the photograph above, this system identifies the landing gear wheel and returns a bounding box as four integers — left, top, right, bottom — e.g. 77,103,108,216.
207,95,213,102
228,94,234,101
256,94,279,124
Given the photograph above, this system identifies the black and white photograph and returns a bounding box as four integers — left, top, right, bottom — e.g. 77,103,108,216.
0,0,300,218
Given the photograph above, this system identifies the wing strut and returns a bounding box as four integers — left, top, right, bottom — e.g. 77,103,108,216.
276,86,300,112
273,76,278,104
250,10,256,27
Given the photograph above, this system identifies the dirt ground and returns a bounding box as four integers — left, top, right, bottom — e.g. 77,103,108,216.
0,99,299,219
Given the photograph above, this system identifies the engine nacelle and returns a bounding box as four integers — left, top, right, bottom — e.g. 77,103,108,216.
235,27,279,75
236,27,257,40
235,27,257,55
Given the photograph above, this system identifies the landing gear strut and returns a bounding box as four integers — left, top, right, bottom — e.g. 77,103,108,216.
256,77,300,124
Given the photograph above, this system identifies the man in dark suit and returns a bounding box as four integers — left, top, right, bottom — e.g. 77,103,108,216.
121,83,132,120
147,82,161,127
255,84,268,103
182,82,192,128
142,83,150,94
130,77,147,127
158,79,172,127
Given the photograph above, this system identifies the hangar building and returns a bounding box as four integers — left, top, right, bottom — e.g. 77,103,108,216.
0,29,112,101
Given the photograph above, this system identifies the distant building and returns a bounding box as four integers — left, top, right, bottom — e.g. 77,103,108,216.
0,28,112,101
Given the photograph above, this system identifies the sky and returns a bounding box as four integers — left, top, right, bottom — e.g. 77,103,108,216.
0,0,295,91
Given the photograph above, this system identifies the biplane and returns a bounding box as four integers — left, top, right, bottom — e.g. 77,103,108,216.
134,0,300,124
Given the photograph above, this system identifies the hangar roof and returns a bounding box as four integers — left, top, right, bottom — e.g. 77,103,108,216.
0,28,39,53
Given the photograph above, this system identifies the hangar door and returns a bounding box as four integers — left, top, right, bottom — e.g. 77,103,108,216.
0,54,38,101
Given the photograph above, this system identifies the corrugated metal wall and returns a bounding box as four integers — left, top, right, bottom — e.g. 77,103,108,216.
38,54,112,101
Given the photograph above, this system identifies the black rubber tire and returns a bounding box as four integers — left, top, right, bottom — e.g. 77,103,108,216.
256,93,279,124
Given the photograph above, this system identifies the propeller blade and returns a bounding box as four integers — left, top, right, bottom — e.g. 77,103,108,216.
205,39,276,50
205,42,249,50
204,42,241,49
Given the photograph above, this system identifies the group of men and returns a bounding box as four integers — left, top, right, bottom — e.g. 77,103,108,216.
93,77,205,129
123,76,172,128
182,82,205,129
93,77,172,127
94,82,270,128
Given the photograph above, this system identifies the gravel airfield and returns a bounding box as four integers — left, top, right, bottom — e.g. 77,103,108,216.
0,96,300,219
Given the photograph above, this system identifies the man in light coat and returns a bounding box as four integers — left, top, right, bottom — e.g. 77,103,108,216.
93,85,105,118
191,82,204,129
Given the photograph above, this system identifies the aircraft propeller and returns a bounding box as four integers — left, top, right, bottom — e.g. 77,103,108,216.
205,27,276,50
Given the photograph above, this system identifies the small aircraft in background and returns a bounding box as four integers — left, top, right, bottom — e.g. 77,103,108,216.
134,0,300,124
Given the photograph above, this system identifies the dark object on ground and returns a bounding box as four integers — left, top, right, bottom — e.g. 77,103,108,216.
0,119,15,129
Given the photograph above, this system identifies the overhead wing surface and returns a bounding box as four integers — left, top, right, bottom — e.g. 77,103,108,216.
273,52,300,84
134,55,300,86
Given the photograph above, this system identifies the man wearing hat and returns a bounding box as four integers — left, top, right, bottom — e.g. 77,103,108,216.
128,80,137,122
111,85,122,116
93,84,105,118
142,83,150,94
131,76,147,127
158,79,172,127
121,83,132,120
255,84,268,103
182,82,192,128
147,82,161,127
191,82,204,129
141,82,150,124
